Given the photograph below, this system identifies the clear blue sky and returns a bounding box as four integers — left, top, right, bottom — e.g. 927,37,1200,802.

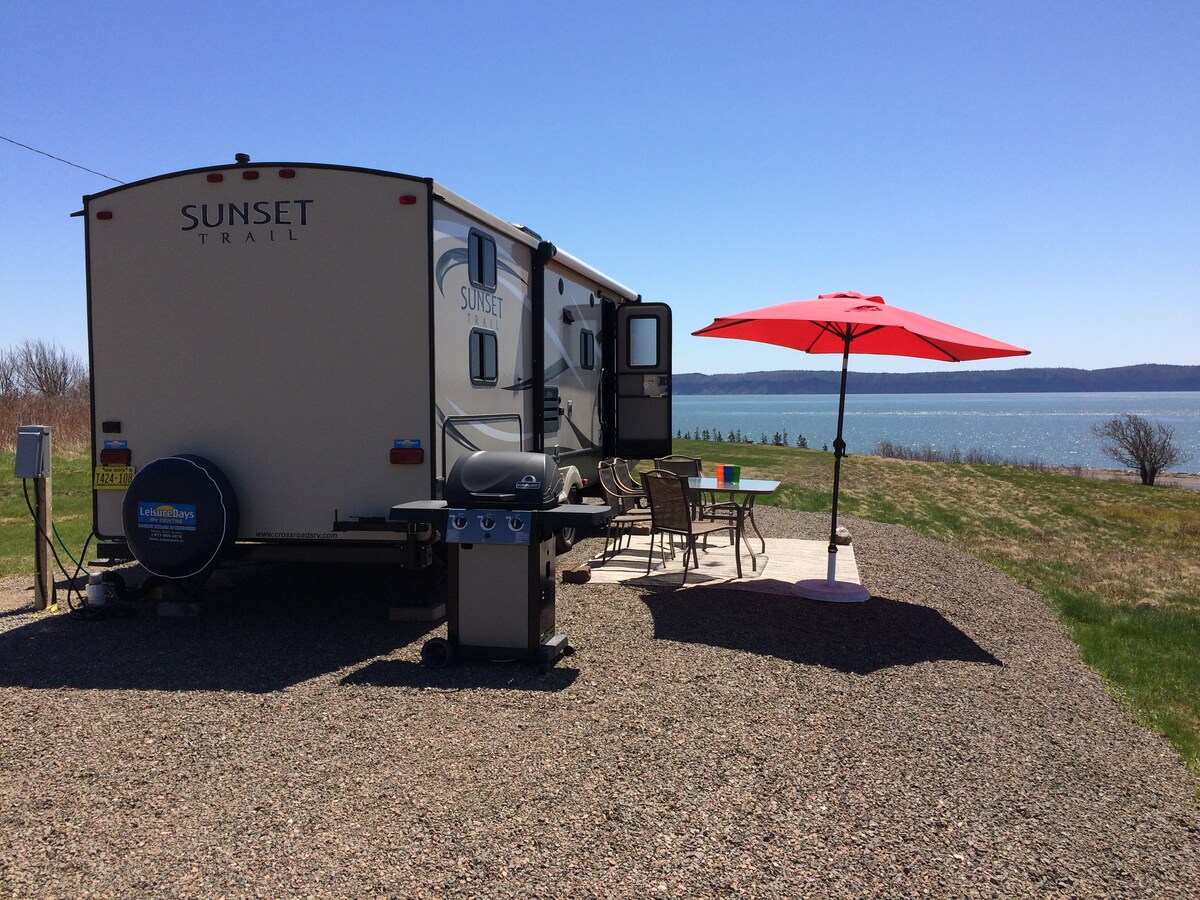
3,1,1197,376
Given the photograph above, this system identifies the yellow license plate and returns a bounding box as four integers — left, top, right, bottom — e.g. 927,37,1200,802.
94,466,135,490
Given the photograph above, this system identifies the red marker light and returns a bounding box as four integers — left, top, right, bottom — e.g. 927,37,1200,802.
207,173,224,183
242,170,260,180
278,169,296,178
398,195,417,205
99,448,131,466
390,448,424,464
96,210,113,220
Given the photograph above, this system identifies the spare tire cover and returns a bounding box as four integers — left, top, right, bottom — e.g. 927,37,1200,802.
121,455,239,579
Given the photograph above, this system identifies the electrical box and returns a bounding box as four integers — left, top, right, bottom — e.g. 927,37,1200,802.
14,425,51,478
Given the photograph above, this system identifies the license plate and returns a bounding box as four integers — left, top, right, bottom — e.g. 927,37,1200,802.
94,466,135,490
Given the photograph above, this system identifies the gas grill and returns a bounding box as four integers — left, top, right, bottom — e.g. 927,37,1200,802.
388,451,610,671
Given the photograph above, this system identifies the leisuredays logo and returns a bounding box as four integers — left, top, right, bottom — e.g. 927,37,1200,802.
137,502,198,531
180,199,314,246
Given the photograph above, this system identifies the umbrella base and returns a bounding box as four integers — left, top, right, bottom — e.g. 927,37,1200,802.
793,579,870,603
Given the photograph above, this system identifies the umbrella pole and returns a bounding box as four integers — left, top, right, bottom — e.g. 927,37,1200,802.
794,331,868,603
826,334,851,585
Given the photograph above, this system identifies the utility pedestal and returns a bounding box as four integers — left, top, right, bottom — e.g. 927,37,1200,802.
14,425,53,610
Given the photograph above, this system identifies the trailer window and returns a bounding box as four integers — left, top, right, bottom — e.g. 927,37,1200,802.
580,329,596,370
468,230,497,290
470,329,497,385
626,315,660,368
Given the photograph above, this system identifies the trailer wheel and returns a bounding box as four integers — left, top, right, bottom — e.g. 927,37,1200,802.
121,455,239,580
555,487,581,554
421,638,454,669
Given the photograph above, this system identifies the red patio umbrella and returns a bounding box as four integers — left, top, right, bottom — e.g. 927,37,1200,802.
692,292,1030,602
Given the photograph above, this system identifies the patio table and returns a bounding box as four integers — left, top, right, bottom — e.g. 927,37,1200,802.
686,477,780,576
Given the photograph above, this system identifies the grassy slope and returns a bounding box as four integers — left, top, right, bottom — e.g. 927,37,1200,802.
665,439,1200,771
3,441,1198,772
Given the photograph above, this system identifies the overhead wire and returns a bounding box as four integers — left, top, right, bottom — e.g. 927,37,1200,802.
0,133,125,184
4,135,167,617
3,135,133,614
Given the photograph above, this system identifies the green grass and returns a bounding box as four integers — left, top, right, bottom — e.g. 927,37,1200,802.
1054,588,1200,765
4,441,1200,774
1,449,95,578
661,439,1200,773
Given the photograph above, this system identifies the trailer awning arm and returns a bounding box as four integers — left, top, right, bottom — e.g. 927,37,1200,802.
549,247,639,303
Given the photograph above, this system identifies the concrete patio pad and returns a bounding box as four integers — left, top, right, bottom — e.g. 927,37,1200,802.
585,534,861,595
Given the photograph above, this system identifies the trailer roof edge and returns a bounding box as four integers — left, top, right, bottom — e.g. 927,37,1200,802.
76,161,642,304
433,182,638,303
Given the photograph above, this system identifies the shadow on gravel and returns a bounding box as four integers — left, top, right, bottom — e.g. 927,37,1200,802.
0,566,439,693
0,575,88,618
640,589,1000,674
342,659,580,692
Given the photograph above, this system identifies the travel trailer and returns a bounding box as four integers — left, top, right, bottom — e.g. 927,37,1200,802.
82,158,672,582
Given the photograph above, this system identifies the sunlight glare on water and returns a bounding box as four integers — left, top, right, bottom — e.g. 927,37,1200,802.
672,392,1200,470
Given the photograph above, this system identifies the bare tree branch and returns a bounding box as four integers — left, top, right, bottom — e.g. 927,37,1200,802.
8,339,87,398
0,348,19,398
1092,413,1195,486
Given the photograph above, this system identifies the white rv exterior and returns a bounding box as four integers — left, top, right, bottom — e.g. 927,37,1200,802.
83,161,671,570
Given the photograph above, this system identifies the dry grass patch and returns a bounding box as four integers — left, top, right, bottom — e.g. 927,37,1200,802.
0,395,90,452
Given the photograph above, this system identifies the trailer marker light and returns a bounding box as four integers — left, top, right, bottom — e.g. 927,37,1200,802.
207,173,224,183
278,169,296,178
398,195,417,205
242,170,260,180
99,448,132,466
390,448,424,464
96,211,113,220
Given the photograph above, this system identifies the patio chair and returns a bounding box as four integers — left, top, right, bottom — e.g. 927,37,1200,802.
611,458,648,506
654,453,737,524
598,460,648,513
653,454,701,478
598,460,652,559
642,469,739,582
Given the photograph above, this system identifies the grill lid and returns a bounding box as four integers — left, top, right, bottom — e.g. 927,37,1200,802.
444,451,564,509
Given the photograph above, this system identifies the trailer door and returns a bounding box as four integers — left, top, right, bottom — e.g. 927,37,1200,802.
613,302,672,458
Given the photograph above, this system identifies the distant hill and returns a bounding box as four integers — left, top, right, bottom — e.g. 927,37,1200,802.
673,364,1200,395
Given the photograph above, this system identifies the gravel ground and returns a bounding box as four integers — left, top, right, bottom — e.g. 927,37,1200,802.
1,507,1197,898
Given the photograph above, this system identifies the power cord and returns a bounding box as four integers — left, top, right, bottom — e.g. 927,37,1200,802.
68,569,147,621
21,478,79,611
53,521,87,570
19,478,150,619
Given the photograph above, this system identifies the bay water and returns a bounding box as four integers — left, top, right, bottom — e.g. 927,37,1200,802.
672,392,1200,471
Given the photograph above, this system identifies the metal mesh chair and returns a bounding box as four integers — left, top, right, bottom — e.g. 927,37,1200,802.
611,458,648,506
654,454,738,523
642,469,739,582
653,454,701,478
598,460,652,559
